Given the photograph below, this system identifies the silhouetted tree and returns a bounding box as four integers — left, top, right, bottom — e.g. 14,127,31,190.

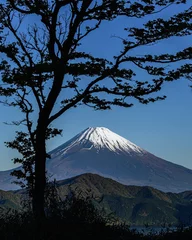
0,0,192,218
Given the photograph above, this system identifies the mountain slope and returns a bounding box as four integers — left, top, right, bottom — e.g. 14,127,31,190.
1,127,192,192
52,173,192,226
0,169,19,191
0,189,21,210
1,173,192,226
47,127,192,193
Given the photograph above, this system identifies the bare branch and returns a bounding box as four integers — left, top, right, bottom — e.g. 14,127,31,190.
48,73,109,124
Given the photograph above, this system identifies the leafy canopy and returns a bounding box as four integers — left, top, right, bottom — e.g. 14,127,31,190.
0,0,191,189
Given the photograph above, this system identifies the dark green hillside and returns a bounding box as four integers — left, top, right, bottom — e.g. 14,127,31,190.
1,173,192,226
0,190,21,210
56,174,192,226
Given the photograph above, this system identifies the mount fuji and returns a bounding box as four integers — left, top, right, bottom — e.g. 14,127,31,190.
1,127,192,192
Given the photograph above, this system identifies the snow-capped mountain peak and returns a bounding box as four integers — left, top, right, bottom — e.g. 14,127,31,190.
56,127,145,155
1,126,192,193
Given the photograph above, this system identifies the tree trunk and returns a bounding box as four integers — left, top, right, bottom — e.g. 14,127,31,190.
32,124,47,219
32,71,65,219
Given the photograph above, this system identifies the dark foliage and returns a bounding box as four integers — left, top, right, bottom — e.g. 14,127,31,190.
0,0,192,217
0,194,143,240
0,195,192,240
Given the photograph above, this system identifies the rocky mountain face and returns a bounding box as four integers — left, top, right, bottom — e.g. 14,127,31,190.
1,127,192,192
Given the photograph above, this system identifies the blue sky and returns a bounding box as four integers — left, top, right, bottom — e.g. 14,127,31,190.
0,1,192,171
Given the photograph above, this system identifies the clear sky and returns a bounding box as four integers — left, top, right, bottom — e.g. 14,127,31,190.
0,1,192,171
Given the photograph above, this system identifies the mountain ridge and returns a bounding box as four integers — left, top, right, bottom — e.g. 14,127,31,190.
1,173,192,226
47,127,192,193
1,126,192,192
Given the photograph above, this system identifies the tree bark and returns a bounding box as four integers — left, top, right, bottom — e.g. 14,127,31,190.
32,70,65,218
32,120,47,219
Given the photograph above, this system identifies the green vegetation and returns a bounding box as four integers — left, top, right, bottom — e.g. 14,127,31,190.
0,190,21,210
57,174,192,226
1,174,192,227
0,193,192,240
0,0,192,218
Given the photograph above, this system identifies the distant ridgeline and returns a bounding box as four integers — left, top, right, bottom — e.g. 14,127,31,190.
1,173,192,226
1,127,192,193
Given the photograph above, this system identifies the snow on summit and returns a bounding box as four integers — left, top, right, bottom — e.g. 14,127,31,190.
1,126,192,193
76,127,144,154
56,127,145,156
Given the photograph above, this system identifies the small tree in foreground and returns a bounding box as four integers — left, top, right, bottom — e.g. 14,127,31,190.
0,0,192,218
